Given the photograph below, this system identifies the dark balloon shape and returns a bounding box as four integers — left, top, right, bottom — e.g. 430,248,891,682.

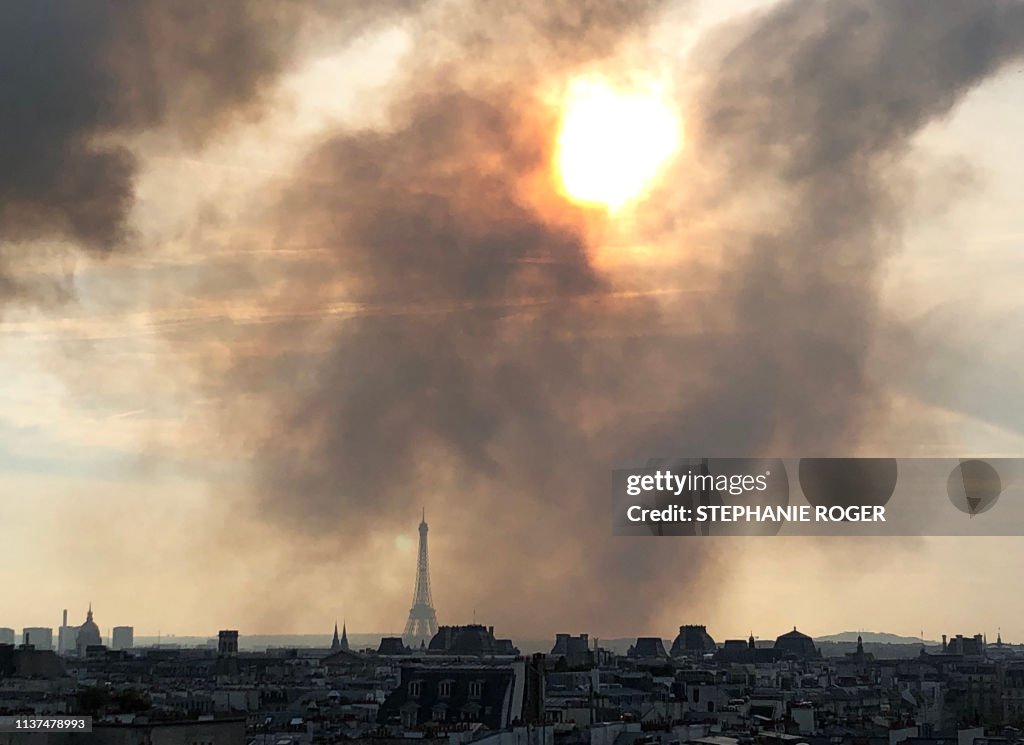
947,459,1001,516
798,458,897,510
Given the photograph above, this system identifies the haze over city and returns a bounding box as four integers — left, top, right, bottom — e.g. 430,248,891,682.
3,0,1024,644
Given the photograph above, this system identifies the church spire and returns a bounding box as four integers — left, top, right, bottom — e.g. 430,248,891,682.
340,620,349,652
331,622,340,651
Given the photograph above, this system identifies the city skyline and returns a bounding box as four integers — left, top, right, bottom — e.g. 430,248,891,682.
4,608,1015,652
7,613,1024,736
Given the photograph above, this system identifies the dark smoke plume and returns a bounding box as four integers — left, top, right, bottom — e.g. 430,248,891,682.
677,0,1024,453
0,0,422,303
193,0,1024,635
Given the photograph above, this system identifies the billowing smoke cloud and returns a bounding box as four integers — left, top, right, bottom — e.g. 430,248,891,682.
0,0,423,303
191,0,1024,636
10,0,1024,637
199,0,700,633
677,0,1024,452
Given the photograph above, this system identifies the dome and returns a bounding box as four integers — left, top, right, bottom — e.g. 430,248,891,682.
627,637,670,659
77,605,102,650
428,624,506,656
773,627,818,658
670,625,717,657
450,626,492,656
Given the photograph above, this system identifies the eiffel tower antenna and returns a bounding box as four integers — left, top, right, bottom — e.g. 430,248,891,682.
403,509,439,647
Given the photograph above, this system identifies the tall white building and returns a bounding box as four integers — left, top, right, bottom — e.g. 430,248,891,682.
22,627,53,650
111,626,134,651
58,625,79,654
58,608,79,655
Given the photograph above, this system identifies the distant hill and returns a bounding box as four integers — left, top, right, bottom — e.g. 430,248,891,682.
815,631,937,645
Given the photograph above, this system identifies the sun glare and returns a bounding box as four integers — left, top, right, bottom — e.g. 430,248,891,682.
555,77,681,212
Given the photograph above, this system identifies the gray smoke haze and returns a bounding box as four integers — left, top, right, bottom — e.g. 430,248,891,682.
0,0,423,303
194,0,1024,635
197,0,703,633
677,0,1024,453
6,0,1024,636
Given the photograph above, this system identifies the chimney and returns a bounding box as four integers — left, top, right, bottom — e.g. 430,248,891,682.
942,634,947,652
63,609,68,627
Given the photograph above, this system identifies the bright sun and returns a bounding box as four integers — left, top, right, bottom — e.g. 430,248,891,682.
555,77,681,212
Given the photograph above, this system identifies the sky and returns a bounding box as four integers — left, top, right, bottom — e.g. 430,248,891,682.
2,0,1024,643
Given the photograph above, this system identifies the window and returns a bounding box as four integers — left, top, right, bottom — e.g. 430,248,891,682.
409,680,422,697
439,680,453,698
401,707,418,729
469,681,483,699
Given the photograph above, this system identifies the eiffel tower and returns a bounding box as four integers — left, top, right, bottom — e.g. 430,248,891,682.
403,509,439,648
